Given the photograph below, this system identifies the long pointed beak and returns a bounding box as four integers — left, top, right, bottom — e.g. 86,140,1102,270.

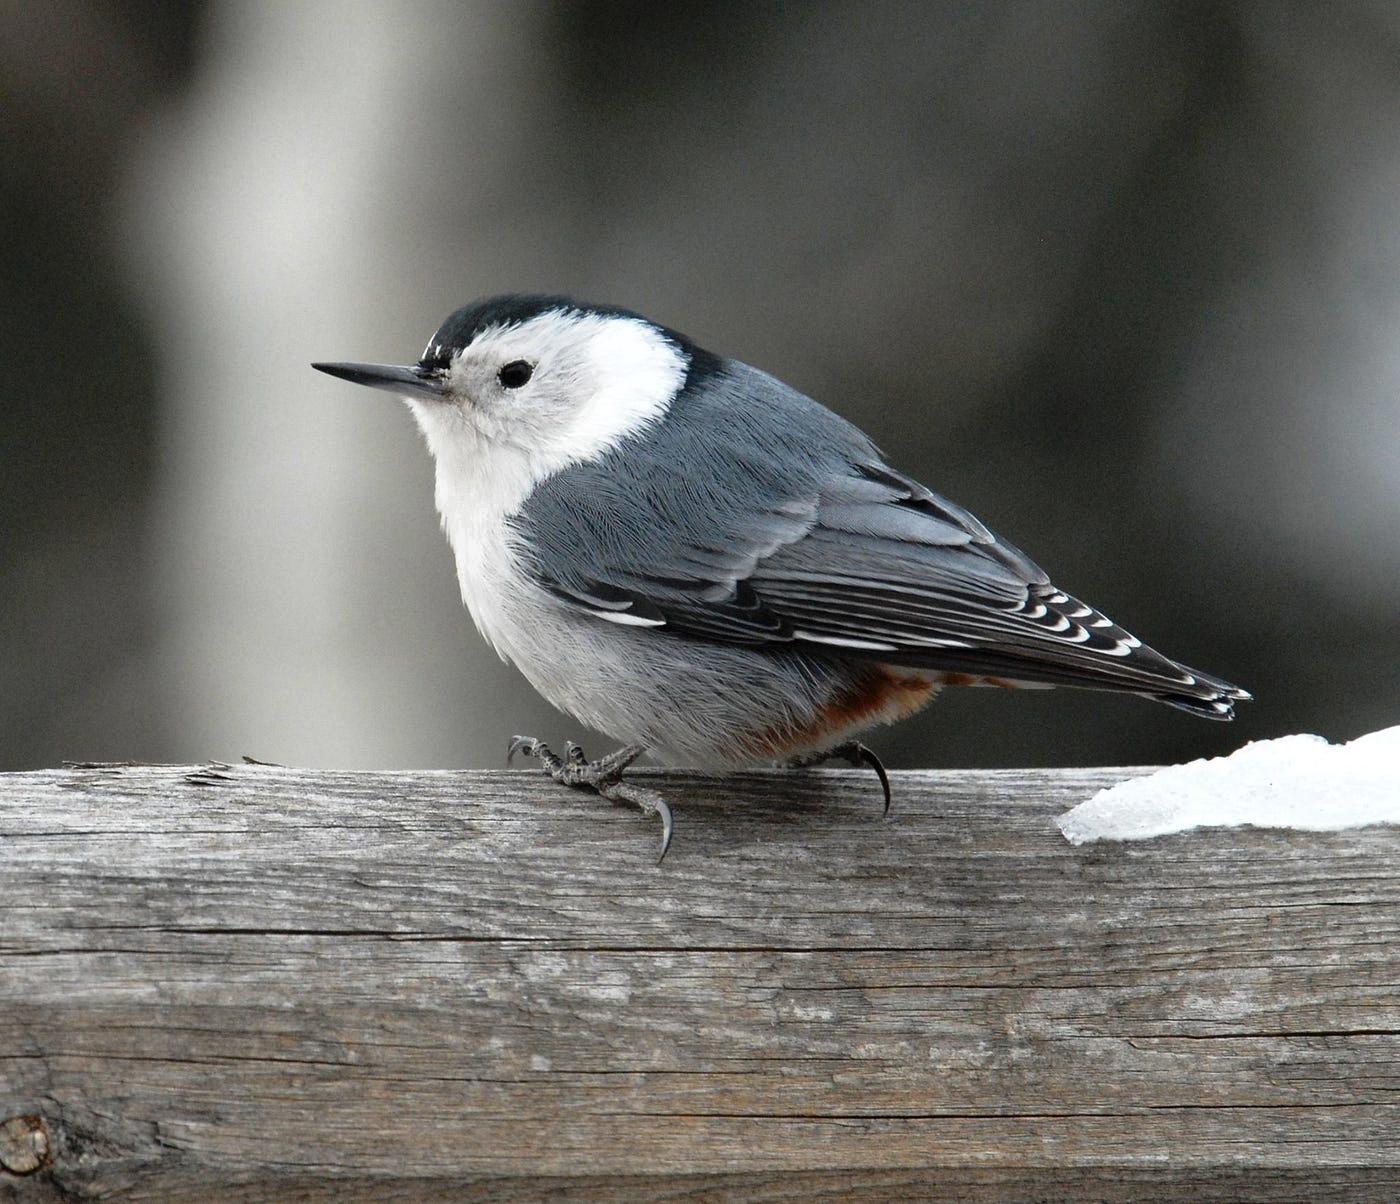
311,361,449,399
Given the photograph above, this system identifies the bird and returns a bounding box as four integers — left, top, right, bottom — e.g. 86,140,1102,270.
313,295,1250,859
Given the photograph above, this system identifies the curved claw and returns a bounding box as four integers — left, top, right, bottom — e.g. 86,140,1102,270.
849,744,892,816
505,735,674,861
784,741,892,816
596,777,676,863
655,796,675,864
506,735,538,766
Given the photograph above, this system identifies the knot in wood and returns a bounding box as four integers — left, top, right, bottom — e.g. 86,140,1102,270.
0,1115,50,1175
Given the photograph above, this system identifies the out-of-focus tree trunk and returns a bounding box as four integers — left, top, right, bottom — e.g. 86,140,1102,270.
128,1,565,767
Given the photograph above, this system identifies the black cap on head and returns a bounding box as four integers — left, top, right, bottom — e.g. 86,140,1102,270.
315,293,722,400
421,295,620,368
424,296,573,362
418,294,718,376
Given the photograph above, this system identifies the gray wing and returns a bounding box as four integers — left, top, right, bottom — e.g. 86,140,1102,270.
511,361,1248,718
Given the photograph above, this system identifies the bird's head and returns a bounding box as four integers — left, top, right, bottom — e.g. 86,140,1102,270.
314,295,693,471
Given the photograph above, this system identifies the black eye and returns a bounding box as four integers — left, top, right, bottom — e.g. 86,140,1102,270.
498,360,534,389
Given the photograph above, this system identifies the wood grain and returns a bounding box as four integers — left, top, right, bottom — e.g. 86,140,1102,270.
1,762,1397,1200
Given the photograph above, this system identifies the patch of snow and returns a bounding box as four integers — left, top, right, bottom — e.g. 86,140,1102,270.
1056,726,1400,845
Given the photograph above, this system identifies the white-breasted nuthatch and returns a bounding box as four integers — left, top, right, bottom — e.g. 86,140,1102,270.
314,295,1249,858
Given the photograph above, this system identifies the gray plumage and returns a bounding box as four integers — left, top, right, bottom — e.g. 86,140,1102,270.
314,293,1249,781
512,357,1247,721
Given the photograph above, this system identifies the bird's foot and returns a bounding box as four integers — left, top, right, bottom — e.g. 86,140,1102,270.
507,736,675,862
785,740,892,816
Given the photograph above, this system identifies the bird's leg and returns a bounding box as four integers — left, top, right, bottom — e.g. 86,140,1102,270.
785,741,892,816
507,736,675,862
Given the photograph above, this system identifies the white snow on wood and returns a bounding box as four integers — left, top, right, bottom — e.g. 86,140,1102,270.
1057,726,1400,845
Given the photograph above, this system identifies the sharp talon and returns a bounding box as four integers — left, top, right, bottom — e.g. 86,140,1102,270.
786,740,892,816
850,745,892,816
507,735,675,860
655,796,674,863
598,780,676,864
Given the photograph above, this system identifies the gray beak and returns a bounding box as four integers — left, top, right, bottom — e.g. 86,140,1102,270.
311,361,449,399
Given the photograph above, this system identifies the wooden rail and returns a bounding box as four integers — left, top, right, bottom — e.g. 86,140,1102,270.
1,762,1397,1200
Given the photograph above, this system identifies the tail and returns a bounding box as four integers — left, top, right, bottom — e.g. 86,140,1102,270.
1145,664,1252,721
885,581,1253,720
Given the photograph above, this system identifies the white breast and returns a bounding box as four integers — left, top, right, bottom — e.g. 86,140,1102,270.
411,311,688,665
427,426,539,664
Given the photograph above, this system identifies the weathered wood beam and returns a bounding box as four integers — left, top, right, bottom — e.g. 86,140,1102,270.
1,764,1397,1200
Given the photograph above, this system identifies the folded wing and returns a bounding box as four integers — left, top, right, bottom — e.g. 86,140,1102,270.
511,363,1249,718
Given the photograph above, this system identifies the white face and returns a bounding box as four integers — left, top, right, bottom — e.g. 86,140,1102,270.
408,310,688,474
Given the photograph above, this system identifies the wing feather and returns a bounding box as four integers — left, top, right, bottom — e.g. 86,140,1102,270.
513,359,1248,715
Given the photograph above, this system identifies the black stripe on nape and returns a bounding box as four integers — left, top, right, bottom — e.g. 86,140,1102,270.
419,293,713,373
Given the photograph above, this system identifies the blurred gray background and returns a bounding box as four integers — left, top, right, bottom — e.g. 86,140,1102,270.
3,0,1397,772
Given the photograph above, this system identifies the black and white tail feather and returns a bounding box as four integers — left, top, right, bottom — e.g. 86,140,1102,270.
514,354,1251,721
